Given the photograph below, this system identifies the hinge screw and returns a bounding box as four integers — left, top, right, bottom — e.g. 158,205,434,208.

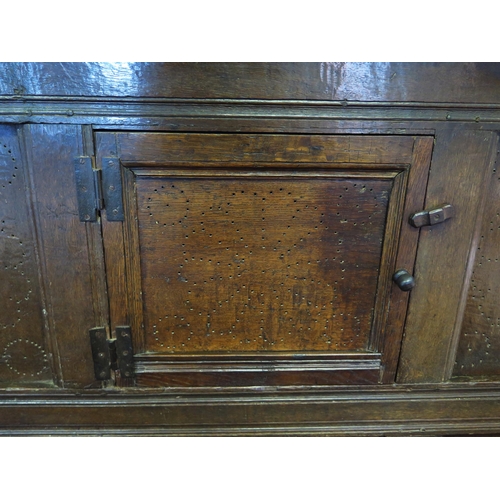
84,214,91,221
122,350,129,356
99,371,107,378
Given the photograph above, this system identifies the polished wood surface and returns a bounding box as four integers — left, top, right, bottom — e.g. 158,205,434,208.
23,125,96,387
97,132,431,386
138,175,390,354
397,127,498,383
1,385,500,436
2,63,500,104
0,125,52,386
454,145,500,379
115,133,416,164
0,62,500,434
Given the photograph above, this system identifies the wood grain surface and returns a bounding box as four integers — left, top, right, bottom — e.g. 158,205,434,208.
24,125,96,387
397,127,499,383
454,143,500,378
2,63,500,104
0,125,52,386
99,132,430,386
1,63,500,434
137,175,391,354
1,385,500,436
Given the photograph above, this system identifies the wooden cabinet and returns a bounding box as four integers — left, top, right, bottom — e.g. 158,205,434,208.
95,132,432,386
1,63,500,435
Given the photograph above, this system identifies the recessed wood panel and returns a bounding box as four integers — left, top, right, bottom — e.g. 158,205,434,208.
137,175,392,354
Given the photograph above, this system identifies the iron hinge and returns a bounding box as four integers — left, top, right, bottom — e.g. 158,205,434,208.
74,156,124,222
89,326,134,381
74,156,102,222
101,157,125,221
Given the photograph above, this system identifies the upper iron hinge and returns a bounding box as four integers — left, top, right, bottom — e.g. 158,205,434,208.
89,326,135,382
74,156,102,222
74,156,124,222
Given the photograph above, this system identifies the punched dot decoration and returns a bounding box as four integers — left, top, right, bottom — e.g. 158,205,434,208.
137,177,391,353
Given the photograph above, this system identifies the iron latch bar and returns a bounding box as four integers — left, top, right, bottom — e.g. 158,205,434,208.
409,203,454,228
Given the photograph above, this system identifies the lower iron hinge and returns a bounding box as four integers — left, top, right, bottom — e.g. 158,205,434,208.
89,326,134,381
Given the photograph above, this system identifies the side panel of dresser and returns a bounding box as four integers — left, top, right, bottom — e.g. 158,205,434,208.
0,124,53,386
454,133,500,379
18,124,99,388
398,126,499,383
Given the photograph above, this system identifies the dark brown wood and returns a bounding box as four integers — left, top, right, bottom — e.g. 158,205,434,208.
2,63,500,104
0,124,53,386
454,148,500,378
1,62,500,434
4,101,500,131
82,125,110,331
397,126,499,383
95,132,129,333
135,353,381,387
379,136,434,382
97,132,431,386
121,167,145,355
23,124,96,387
116,132,415,164
135,174,392,355
0,384,500,436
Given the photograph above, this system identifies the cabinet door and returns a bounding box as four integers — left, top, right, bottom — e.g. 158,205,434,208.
96,132,433,386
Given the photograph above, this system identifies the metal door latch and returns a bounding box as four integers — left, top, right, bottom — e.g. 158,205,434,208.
409,203,454,228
